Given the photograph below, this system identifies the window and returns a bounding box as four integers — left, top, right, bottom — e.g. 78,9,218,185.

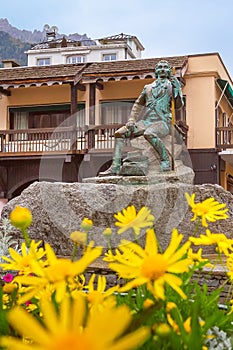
9,104,85,129
37,58,51,66
102,53,116,61
67,56,86,64
100,101,134,124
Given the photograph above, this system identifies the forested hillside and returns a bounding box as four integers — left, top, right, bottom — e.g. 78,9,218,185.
0,31,32,66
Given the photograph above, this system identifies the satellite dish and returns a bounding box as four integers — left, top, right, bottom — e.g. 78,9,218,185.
50,26,58,34
43,24,50,32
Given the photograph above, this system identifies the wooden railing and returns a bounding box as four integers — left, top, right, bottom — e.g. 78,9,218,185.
0,122,189,155
86,124,122,150
216,126,233,149
0,124,123,154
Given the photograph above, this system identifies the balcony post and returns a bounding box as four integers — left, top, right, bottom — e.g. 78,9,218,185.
70,83,78,151
89,83,96,125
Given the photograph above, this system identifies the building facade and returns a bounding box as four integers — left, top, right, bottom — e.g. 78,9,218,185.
0,53,232,200
25,33,144,67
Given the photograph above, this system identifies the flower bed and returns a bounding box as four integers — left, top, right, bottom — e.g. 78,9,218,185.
0,194,233,349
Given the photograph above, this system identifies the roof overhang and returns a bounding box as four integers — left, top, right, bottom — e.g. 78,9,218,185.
216,78,233,108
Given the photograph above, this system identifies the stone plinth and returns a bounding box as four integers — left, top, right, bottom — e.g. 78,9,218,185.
1,180,233,257
83,161,194,185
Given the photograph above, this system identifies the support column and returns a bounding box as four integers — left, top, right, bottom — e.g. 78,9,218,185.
70,83,78,151
89,83,96,125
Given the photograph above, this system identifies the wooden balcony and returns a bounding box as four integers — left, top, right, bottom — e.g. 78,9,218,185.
216,126,233,149
0,122,189,158
0,124,123,156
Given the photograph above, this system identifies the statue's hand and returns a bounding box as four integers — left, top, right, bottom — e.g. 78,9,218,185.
171,76,182,90
126,118,136,132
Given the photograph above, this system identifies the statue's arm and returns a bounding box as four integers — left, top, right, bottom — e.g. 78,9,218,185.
128,89,146,123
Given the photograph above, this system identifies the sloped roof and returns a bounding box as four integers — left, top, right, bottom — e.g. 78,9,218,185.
83,56,187,76
0,56,188,88
98,33,145,51
0,63,86,85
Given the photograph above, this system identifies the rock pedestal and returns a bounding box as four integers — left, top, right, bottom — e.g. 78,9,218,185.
1,177,233,256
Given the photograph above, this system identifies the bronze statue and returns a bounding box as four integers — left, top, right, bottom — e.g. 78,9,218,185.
99,60,183,176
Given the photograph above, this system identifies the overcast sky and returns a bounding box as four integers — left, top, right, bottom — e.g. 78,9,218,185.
1,0,233,77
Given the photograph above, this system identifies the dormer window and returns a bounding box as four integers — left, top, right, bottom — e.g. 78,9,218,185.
67,56,86,64
37,58,51,66
102,53,116,61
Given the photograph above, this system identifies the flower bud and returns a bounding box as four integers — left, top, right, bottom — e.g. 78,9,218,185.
80,218,93,231
10,206,32,230
103,228,112,237
70,231,87,245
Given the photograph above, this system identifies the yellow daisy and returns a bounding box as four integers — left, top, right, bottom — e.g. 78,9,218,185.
0,294,150,350
189,229,233,256
187,248,212,266
185,193,228,227
14,242,102,303
225,254,233,281
114,205,155,235
108,228,191,300
84,274,119,305
0,240,46,275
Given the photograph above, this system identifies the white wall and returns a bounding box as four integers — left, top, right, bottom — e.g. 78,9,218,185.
27,41,142,66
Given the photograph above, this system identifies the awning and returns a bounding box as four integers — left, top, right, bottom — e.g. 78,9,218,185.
216,78,233,108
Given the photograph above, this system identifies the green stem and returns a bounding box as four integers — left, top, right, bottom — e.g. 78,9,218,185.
193,217,201,237
107,238,112,253
71,243,78,262
22,228,31,248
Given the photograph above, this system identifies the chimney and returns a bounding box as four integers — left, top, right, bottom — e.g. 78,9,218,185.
2,59,20,68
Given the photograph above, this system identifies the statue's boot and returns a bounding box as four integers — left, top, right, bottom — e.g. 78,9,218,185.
98,158,121,176
145,136,171,172
98,138,124,176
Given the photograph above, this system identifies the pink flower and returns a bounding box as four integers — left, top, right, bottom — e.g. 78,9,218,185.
3,273,14,283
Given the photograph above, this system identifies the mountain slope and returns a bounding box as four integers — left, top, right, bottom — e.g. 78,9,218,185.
0,18,95,66
0,31,31,66
0,18,93,44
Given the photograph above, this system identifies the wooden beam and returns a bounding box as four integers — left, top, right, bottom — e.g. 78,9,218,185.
70,83,78,115
95,81,103,90
77,83,86,91
0,87,11,96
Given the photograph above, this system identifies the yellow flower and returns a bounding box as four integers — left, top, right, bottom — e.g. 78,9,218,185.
154,323,171,337
143,298,155,309
2,283,17,294
189,229,233,256
114,205,155,235
0,294,150,350
80,217,93,231
70,231,87,245
108,228,191,300
167,314,192,334
14,242,102,303
185,193,228,227
166,302,177,312
84,274,119,306
187,248,212,266
225,255,233,281
0,240,46,275
103,249,123,262
10,206,32,230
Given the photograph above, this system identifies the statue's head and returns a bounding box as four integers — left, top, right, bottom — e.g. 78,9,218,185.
155,60,172,78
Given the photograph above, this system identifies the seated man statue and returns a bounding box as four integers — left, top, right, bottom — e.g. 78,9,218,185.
99,60,183,176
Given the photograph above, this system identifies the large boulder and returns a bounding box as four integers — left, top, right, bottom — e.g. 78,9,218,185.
1,180,233,256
